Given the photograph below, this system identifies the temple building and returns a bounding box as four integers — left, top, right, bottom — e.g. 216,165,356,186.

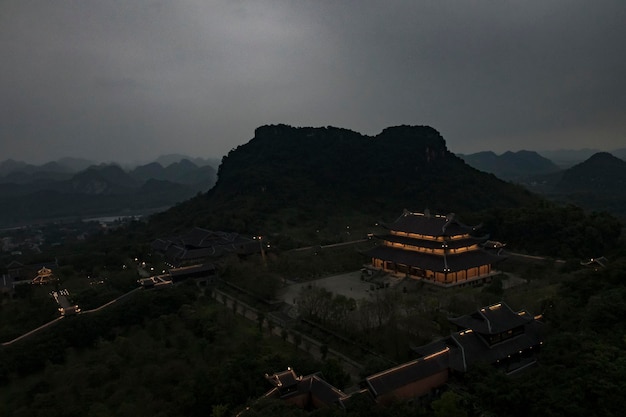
151,228,260,266
263,368,351,409
364,348,449,406
413,302,544,374
366,210,505,287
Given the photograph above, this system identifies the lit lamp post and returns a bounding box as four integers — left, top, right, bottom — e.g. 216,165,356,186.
254,235,267,266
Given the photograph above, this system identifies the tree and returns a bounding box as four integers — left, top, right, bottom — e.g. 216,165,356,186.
211,404,229,417
321,358,350,390
293,333,302,350
257,313,265,332
431,391,467,417
320,344,329,360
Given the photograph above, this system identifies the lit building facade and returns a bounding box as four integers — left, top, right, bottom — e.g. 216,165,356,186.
366,210,504,286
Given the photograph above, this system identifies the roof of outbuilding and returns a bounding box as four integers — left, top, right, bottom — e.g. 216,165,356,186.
365,348,450,396
168,263,215,277
412,307,545,371
265,368,299,389
448,322,544,369
303,375,349,406
264,369,349,407
448,302,532,334
153,227,258,262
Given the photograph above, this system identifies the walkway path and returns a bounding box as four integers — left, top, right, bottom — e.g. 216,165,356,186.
289,239,368,252
1,287,142,346
1,316,65,346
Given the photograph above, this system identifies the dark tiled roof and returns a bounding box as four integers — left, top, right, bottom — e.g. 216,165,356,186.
447,251,503,270
263,387,281,399
169,263,216,277
388,211,476,237
411,338,450,357
165,245,185,260
153,228,258,262
366,245,502,272
366,349,449,396
178,227,215,247
266,368,299,389
264,370,348,408
179,246,223,260
174,228,251,249
413,310,545,372
303,375,349,406
6,260,24,268
376,234,486,249
449,302,532,334
151,238,171,252
338,389,375,409
449,322,544,369
581,256,608,268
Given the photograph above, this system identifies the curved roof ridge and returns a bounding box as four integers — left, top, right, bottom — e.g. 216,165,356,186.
477,308,492,333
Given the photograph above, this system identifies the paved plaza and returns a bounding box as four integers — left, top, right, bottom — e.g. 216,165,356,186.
278,270,389,305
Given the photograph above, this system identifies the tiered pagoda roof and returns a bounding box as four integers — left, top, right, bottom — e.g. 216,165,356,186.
366,210,506,279
386,210,477,236
367,245,501,273
375,233,486,248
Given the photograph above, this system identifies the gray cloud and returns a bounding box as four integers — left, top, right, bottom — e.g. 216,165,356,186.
1,0,625,164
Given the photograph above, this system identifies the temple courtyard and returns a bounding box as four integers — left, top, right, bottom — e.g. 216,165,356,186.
277,270,526,306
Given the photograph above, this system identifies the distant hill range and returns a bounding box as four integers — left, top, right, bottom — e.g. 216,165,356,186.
459,149,626,219
556,152,626,194
458,150,560,181
526,152,626,218
150,124,542,246
0,156,218,227
537,148,626,168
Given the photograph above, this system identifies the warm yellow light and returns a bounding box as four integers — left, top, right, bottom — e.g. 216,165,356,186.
423,347,450,360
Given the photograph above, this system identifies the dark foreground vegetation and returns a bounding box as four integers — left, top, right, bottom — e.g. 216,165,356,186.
2,231,626,416
0,283,348,417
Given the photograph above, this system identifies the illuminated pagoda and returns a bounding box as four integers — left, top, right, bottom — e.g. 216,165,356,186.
366,210,504,286
32,266,56,285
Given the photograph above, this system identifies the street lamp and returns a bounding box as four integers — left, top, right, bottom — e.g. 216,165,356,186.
254,235,267,266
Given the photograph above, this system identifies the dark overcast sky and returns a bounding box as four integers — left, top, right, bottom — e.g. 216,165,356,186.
1,0,625,164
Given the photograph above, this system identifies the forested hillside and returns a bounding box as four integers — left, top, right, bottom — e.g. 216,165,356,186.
459,150,560,181
150,125,620,258
525,152,626,220
2,125,625,417
151,125,541,246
